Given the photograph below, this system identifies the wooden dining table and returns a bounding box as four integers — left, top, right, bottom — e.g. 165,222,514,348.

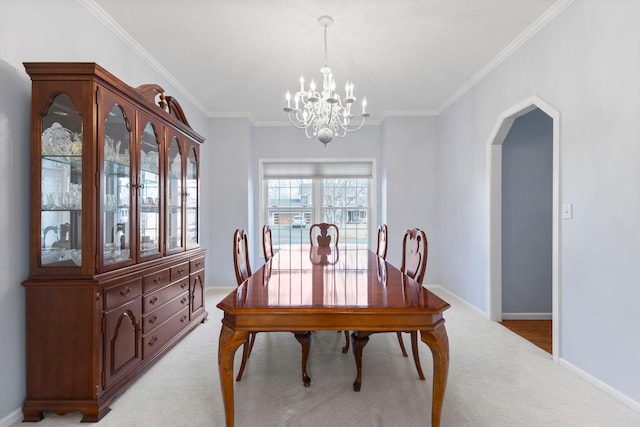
217,245,451,426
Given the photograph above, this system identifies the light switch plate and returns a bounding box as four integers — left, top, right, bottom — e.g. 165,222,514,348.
562,202,573,219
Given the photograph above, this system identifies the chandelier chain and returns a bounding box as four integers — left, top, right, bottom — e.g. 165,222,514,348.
323,24,328,67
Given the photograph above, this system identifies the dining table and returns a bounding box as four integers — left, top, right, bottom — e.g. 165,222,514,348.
217,245,451,426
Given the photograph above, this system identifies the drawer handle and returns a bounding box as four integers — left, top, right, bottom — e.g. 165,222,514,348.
180,296,188,305
153,275,163,284
177,268,185,275
148,336,158,346
180,281,188,289
180,314,188,323
149,315,158,324
119,286,132,297
149,296,158,305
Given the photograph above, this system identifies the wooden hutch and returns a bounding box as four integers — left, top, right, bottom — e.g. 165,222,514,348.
22,62,207,421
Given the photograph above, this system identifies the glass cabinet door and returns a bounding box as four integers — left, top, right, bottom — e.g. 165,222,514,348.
139,121,161,258
185,146,199,250
101,102,133,267
40,93,83,267
167,136,183,252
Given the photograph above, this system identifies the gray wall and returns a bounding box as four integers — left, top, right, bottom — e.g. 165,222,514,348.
381,117,439,274
501,108,553,316
437,0,640,404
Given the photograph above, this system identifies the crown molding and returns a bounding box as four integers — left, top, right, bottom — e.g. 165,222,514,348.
435,0,575,115
79,0,208,114
80,0,574,123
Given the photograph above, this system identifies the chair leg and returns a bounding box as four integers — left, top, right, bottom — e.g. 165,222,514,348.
396,331,408,357
294,331,312,387
342,330,350,353
410,331,425,380
235,336,252,381
247,332,257,357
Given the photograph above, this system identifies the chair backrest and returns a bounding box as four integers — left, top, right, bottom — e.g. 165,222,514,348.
400,228,427,284
309,223,339,247
376,224,388,259
262,225,274,261
233,229,252,285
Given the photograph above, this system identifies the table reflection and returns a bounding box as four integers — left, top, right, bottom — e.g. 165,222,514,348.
233,246,431,309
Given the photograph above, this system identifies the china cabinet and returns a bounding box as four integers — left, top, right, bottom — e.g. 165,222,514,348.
22,63,207,422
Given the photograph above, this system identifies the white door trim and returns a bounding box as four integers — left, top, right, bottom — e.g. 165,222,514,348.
486,95,560,362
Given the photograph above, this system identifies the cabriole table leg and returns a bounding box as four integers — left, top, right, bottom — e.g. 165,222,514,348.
218,323,248,427
421,322,450,427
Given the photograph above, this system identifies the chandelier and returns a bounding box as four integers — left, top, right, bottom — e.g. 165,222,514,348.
284,15,369,145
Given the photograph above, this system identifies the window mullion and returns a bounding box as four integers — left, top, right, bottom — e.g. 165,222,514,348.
313,179,323,223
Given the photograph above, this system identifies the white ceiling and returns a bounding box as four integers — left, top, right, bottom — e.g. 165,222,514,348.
89,0,567,124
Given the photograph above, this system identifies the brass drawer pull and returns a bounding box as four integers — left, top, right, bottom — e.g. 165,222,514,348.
149,296,158,305
148,336,158,346
180,281,188,289
148,315,158,324
119,286,131,297
180,296,188,304
180,314,188,323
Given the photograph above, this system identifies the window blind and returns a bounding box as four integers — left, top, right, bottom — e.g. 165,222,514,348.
262,161,373,179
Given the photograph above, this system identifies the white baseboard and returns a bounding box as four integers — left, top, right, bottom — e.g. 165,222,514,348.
429,284,640,416
559,358,640,414
425,284,488,318
502,312,552,320
0,407,22,427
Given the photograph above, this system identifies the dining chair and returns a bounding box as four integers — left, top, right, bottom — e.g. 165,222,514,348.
234,228,312,386
262,224,274,261
309,222,339,247
232,229,255,381
342,224,388,354
308,223,350,352
395,227,428,380
376,224,388,259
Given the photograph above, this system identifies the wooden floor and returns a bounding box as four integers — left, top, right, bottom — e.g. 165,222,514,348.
500,320,552,354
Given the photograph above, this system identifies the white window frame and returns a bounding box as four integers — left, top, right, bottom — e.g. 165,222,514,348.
258,158,377,253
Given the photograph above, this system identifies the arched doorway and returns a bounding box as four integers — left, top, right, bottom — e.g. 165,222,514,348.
486,95,560,361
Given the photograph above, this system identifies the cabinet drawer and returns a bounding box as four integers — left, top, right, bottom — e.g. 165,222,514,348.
143,278,189,314
171,262,189,281
142,290,189,334
143,306,190,359
190,256,205,273
143,268,170,293
104,278,142,310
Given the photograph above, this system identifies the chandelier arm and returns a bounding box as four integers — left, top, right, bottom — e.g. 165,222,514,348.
288,112,315,129
343,116,367,132
304,127,314,139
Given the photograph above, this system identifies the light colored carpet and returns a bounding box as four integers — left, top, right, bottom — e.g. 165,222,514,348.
13,286,640,426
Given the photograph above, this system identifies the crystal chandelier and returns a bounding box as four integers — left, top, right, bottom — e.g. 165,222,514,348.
284,15,369,145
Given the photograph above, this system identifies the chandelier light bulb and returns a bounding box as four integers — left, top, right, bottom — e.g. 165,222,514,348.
283,15,368,145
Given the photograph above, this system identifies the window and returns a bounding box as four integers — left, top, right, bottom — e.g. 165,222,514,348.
261,160,374,251
265,179,312,247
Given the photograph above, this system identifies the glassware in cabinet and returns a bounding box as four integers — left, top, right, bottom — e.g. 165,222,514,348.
139,121,161,258
102,103,133,266
166,136,183,252
40,93,83,267
186,146,199,250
